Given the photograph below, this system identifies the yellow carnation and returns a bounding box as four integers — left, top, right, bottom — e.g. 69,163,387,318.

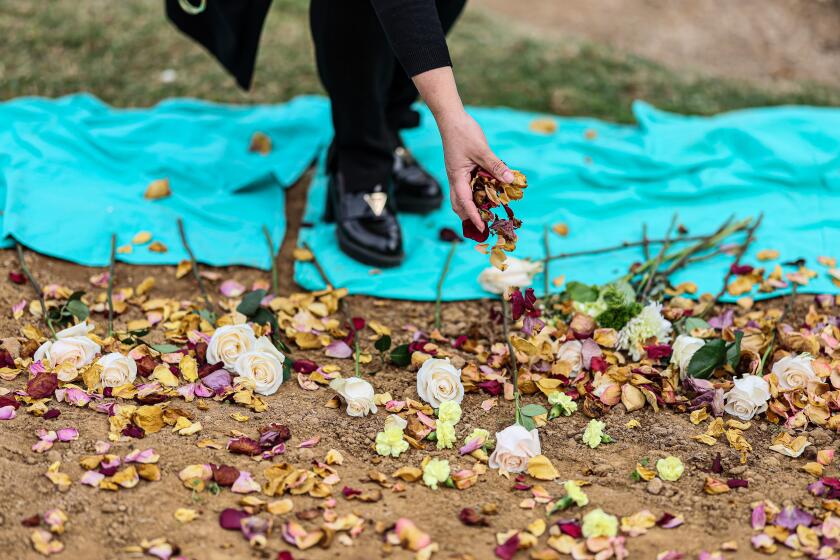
563,480,589,507
656,456,685,481
582,419,606,448
437,401,462,425
582,508,618,538
375,427,408,458
422,458,450,490
436,421,456,450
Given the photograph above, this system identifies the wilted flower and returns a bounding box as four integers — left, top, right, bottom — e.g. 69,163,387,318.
617,302,672,361
582,419,609,449
548,391,577,416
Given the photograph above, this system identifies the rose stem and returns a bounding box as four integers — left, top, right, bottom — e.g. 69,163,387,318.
542,225,550,298
642,223,650,260
262,225,279,296
502,297,521,424
546,233,710,262
640,213,678,301
107,234,116,338
176,218,215,319
758,281,797,373
15,242,55,337
434,241,458,330
662,215,734,276
711,213,764,307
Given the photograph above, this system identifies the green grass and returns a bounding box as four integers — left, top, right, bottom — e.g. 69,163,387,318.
2,0,839,122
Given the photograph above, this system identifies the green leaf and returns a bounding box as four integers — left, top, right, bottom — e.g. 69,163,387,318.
726,331,744,369
67,290,85,302
151,343,180,353
197,308,217,326
374,335,392,353
66,299,89,321
520,404,548,417
236,289,266,317
518,414,536,430
566,281,598,303
282,359,292,383
389,344,410,367
686,339,727,379
128,328,151,337
683,317,712,333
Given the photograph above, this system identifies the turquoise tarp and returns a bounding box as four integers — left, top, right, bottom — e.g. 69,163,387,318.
296,101,840,301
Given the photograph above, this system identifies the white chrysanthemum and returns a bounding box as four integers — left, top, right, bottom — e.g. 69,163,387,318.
617,302,672,361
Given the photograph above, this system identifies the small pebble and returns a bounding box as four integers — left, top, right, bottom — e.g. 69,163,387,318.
646,478,663,495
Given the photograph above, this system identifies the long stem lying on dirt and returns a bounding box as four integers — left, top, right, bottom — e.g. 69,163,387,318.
301,242,333,290
262,225,279,296
712,213,764,305
502,298,521,424
107,234,116,337
15,242,55,337
759,282,798,373
434,241,458,330
640,213,678,300
177,218,215,317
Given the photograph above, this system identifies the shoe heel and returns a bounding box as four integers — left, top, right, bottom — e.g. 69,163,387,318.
323,180,336,223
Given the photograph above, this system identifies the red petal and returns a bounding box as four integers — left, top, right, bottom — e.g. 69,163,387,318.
462,219,489,243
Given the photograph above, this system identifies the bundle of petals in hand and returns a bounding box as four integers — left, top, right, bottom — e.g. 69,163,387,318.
461,168,528,271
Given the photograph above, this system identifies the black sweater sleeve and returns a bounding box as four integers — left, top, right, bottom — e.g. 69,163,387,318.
369,0,453,77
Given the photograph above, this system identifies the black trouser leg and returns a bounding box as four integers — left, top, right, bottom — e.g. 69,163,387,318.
310,0,397,192
384,0,468,143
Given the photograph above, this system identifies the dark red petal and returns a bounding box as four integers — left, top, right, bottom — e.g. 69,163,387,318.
462,219,489,243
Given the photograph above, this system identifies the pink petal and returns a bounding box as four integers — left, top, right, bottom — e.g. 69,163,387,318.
0,405,16,420
459,437,483,455
80,470,105,487
231,471,261,494
56,428,79,442
95,441,111,454
11,299,26,315
125,448,158,463
298,436,321,448
220,280,245,298
324,340,353,359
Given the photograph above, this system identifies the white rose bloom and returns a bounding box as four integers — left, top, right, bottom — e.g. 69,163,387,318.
556,340,583,377
771,354,817,391
723,375,771,421
671,334,705,378
330,377,377,417
206,324,256,369
416,358,464,408
34,321,100,369
97,352,138,388
233,336,285,396
617,302,672,361
478,257,543,295
489,424,541,473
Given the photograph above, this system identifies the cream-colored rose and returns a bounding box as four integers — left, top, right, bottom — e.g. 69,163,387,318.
771,354,816,391
34,321,100,370
206,324,256,369
488,424,541,473
233,336,285,396
97,352,138,388
670,334,705,378
416,358,464,408
723,375,770,421
556,340,583,377
478,257,543,295
330,377,377,417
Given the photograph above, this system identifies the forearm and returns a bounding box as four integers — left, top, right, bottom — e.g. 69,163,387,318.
412,67,466,124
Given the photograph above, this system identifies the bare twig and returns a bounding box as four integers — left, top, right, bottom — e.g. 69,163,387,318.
262,225,279,296
642,224,650,261
547,233,711,262
15,242,55,337
712,213,764,305
662,216,733,276
301,241,333,290
640,213,678,300
543,225,550,298
107,234,116,337
502,298,521,424
177,218,215,316
434,241,459,330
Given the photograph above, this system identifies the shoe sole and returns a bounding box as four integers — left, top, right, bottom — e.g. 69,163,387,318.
336,230,404,268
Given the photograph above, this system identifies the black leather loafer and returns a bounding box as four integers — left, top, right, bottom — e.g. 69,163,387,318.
392,146,443,214
324,172,404,268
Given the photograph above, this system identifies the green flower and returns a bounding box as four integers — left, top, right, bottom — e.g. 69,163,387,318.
582,508,618,538
548,391,578,416
656,456,685,481
436,421,456,449
375,427,408,457
464,428,491,445
437,401,462,425
582,419,607,449
563,480,589,507
422,458,450,490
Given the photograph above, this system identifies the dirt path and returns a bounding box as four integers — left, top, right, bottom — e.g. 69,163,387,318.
472,0,840,87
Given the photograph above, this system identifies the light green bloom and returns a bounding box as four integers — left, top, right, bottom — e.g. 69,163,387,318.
563,480,589,507
548,391,578,416
375,427,408,457
582,508,618,538
656,456,685,481
582,419,606,449
464,428,490,445
422,458,450,490
436,421,456,449
437,401,462,425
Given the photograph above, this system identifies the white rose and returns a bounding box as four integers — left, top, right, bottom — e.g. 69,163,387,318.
206,324,256,369
723,375,771,421
478,257,544,295
416,358,464,408
671,334,705,378
489,424,541,473
233,336,285,396
97,352,138,388
330,377,377,417
34,321,100,369
556,340,583,377
771,354,816,391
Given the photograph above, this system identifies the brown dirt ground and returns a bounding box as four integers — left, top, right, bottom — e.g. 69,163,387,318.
0,176,834,559
473,0,840,87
